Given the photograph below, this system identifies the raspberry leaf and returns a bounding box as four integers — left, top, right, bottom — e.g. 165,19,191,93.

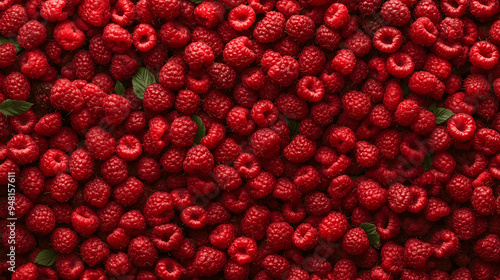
0,37,22,52
360,223,380,248
115,81,125,96
428,103,454,124
132,67,156,99
285,117,299,140
190,0,203,3
34,249,57,267
191,115,206,145
0,99,33,117
423,153,434,171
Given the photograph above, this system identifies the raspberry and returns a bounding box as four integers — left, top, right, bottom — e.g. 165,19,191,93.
445,174,473,203
85,126,116,161
331,49,356,75
194,0,224,28
103,94,131,126
143,83,175,113
424,197,451,222
184,41,214,70
318,211,348,242
114,176,144,206
0,42,16,68
342,91,372,121
53,21,86,51
381,0,410,26
191,26,224,56
155,258,184,280
71,206,99,237
7,134,39,165
105,252,132,276
208,63,237,90
80,237,110,267
450,208,476,240
50,172,78,203
355,141,380,168
323,3,349,30
404,238,433,269
263,255,290,278
128,235,159,268
283,135,316,163
471,186,495,216
373,27,403,53
469,0,500,17
474,234,500,262
228,5,256,31
253,11,285,43
12,263,38,280
50,78,84,113
84,178,111,208
0,4,28,37
202,90,234,119
193,246,226,277
26,204,55,235
4,72,31,101
285,15,314,43
342,227,370,255
470,41,499,70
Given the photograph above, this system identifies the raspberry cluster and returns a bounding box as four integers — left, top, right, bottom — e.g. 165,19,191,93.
1,0,500,279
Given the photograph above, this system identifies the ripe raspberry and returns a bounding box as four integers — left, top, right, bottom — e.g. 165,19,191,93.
318,211,348,242
474,234,500,263
155,258,184,280
342,228,370,255
184,41,214,70
128,235,159,268
429,229,460,258
80,237,110,267
373,26,403,53
342,91,372,121
283,135,316,163
26,204,55,235
11,263,38,280
404,238,433,268
78,0,110,26
464,74,490,99
103,94,131,126
105,252,132,276
355,141,380,168
0,4,28,37
53,21,86,51
471,186,495,216
71,206,99,237
253,11,286,43
3,72,31,101
194,0,224,28
7,134,39,165
445,174,472,203
381,0,410,26
85,126,116,161
114,176,144,206
84,178,111,208
228,5,256,31
263,255,290,278
332,49,356,75
50,172,78,203
450,208,476,240
17,20,46,50
285,15,314,43
183,145,214,175
357,179,387,210
193,246,226,277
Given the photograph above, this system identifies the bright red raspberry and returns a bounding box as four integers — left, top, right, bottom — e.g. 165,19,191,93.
26,204,55,235
381,0,410,26
80,237,110,267
71,206,99,237
318,211,348,242
193,246,227,277
342,91,372,121
53,21,86,51
253,11,286,43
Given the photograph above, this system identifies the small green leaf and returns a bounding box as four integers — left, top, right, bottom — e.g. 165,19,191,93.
360,223,380,249
115,81,125,96
285,117,300,140
190,0,203,3
428,103,438,114
0,37,22,52
0,99,33,117
433,108,455,125
191,115,206,145
132,67,156,99
423,153,434,171
34,249,57,267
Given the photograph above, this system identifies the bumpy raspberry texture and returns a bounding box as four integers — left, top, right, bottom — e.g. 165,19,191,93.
1,0,500,279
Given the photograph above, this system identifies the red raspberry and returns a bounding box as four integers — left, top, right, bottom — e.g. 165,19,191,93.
113,176,144,206
132,23,157,52
410,109,436,135
80,237,110,267
380,241,406,275
323,3,349,30
105,252,132,276
184,41,214,70
228,5,256,31
11,263,38,280
474,234,500,262
102,23,133,53
3,72,31,101
267,56,299,87
85,126,116,160
89,35,112,65
253,11,285,43
470,41,499,70
424,197,451,222
103,94,131,126
51,228,78,254
183,145,214,175
83,178,110,208
169,116,196,148
342,227,369,256
49,172,78,203
355,141,380,168
357,179,388,210
409,71,438,96
285,15,314,43
464,74,490,99
151,223,183,251
159,21,190,49
0,42,16,68
263,255,290,278
332,49,356,75
342,91,372,121
404,238,433,268
155,258,184,280
110,0,135,26
450,208,476,240
318,211,348,242
54,21,86,51
7,134,39,165
409,17,438,47
78,0,110,26
381,0,410,26
429,229,460,258
373,26,403,53
71,206,99,237
445,174,472,203
469,0,500,17
72,50,95,81
17,20,46,50
471,186,495,216
193,246,226,277
0,4,28,37
128,235,159,268
96,202,123,233
208,63,237,90
208,223,236,249
100,155,128,185
283,135,316,163
50,78,84,113
194,0,224,28
266,222,293,251
143,83,175,113
158,62,185,91
116,135,142,162
191,26,224,57
26,204,55,235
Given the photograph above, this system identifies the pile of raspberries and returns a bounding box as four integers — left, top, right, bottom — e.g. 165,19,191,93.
2,0,500,278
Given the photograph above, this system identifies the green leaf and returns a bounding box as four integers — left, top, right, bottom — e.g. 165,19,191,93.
285,117,300,140
0,37,22,52
0,99,33,117
191,115,206,145
433,108,455,125
423,153,434,171
34,249,57,267
115,81,125,96
428,103,438,114
360,223,380,249
190,0,203,3
132,67,156,99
